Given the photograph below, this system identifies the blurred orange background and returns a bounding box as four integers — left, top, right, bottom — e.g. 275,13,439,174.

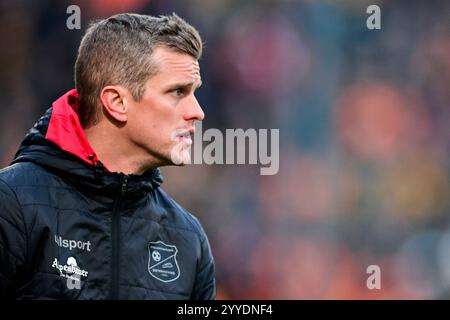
0,0,448,299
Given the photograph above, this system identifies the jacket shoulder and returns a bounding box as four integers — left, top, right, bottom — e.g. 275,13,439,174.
0,162,68,209
0,162,53,187
155,188,208,239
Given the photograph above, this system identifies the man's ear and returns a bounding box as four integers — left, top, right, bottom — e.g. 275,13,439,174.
99,86,129,123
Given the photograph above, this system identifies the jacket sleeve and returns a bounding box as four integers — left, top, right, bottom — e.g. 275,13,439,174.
0,178,27,298
191,227,216,300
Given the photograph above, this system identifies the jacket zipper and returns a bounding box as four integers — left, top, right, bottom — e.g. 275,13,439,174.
110,175,127,299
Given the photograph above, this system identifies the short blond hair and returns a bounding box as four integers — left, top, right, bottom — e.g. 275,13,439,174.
74,13,203,128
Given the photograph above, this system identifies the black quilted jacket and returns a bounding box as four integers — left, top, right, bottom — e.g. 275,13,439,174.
0,90,215,299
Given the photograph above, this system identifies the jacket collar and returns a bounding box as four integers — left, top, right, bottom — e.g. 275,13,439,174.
45,89,105,169
12,89,163,204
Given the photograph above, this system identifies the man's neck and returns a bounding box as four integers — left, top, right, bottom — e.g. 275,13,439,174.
84,122,157,175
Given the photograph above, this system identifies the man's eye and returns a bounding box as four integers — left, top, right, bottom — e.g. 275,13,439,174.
174,88,184,97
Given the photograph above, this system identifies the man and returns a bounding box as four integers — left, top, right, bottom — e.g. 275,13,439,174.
0,13,215,299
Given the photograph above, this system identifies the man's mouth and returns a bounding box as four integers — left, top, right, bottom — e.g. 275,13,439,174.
172,128,194,145
177,134,192,145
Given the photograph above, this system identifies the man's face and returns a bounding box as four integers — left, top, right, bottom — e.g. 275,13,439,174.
126,46,204,168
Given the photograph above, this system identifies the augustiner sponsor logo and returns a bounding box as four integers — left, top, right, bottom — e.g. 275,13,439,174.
52,257,89,280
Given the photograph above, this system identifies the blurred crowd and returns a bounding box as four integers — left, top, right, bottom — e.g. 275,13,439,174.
0,0,449,299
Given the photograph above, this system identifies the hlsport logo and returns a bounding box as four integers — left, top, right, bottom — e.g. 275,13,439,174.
148,241,180,283
54,234,91,252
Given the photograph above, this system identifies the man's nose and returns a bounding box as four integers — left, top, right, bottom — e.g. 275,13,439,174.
184,95,205,121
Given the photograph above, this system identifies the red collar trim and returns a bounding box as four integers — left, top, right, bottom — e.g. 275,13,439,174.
45,89,107,170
